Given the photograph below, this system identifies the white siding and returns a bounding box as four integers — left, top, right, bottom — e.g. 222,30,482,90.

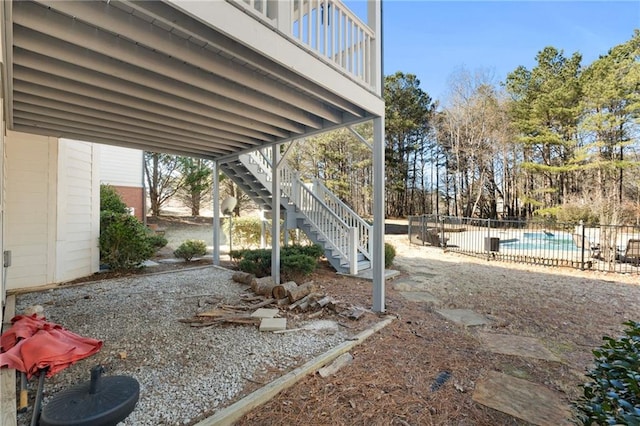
5,131,57,289
56,139,100,283
99,145,143,187
5,133,100,290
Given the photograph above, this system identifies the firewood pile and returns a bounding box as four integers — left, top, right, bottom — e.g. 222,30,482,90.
179,272,367,328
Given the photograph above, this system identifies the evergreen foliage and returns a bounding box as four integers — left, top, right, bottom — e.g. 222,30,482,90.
233,244,323,279
575,321,640,425
99,212,154,270
173,240,208,261
99,184,162,270
100,184,129,214
384,243,396,267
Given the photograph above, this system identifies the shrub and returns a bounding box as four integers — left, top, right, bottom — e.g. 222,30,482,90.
99,212,154,270
282,244,324,258
147,233,168,250
233,245,322,278
282,254,317,281
100,184,129,214
575,320,640,425
174,240,208,261
385,243,396,267
238,249,272,277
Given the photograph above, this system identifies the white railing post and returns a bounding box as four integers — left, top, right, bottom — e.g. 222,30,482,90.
349,226,358,275
292,172,301,208
275,0,292,33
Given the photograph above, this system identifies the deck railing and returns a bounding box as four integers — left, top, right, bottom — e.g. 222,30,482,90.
408,215,640,275
244,147,360,273
231,0,376,89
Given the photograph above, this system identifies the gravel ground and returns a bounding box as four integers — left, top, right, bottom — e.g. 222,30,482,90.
14,266,352,426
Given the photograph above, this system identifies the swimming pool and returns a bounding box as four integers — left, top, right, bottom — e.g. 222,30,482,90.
500,232,578,251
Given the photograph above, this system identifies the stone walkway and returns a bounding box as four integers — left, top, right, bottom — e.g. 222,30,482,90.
388,237,572,426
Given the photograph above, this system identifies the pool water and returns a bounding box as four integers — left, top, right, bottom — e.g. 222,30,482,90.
500,232,578,251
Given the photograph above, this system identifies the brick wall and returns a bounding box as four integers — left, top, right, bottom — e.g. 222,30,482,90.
112,185,144,221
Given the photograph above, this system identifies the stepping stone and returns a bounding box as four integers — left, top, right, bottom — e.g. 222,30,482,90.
259,318,286,332
479,332,560,362
473,371,572,425
250,308,279,318
436,309,490,327
399,291,440,305
392,278,429,291
157,258,185,264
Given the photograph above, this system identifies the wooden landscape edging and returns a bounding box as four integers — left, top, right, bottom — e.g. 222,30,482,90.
1,295,17,426
195,315,396,426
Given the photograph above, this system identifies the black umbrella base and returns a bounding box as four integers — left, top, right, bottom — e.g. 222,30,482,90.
39,370,139,426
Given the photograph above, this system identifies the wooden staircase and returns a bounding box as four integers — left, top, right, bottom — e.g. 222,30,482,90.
219,148,371,275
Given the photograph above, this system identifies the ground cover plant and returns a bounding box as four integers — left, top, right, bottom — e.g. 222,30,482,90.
576,320,640,425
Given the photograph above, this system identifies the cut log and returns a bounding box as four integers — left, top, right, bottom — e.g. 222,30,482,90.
276,298,290,307
253,276,277,297
288,282,316,303
316,296,333,308
288,295,311,311
232,272,256,286
273,281,298,300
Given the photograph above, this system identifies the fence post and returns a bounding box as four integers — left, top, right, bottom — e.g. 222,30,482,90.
580,220,586,271
486,218,491,260
421,215,425,247
439,215,446,249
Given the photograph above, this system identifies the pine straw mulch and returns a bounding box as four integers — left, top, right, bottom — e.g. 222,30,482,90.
232,242,640,426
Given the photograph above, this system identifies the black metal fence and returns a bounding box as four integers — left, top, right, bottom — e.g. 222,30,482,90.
408,215,640,275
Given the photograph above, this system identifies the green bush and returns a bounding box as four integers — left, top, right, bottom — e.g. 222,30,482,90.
282,254,317,281
100,184,129,214
147,233,168,250
174,240,208,261
238,249,272,276
575,320,640,425
385,243,396,267
233,245,322,279
99,212,154,270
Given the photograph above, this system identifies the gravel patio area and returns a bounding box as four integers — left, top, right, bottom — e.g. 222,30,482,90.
13,266,357,426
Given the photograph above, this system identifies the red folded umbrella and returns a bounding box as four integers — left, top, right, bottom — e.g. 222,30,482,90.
0,315,102,379
0,314,50,351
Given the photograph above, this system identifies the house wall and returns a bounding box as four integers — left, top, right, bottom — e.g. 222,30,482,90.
5,131,56,289
99,145,144,221
5,132,99,290
56,139,100,283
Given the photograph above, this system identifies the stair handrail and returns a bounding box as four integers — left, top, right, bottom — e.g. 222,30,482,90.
295,180,359,274
311,178,372,261
243,148,360,273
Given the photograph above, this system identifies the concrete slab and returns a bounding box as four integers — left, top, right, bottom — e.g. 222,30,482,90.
479,333,560,362
473,371,573,425
351,269,401,281
399,291,440,305
436,309,491,327
251,308,280,318
259,318,287,332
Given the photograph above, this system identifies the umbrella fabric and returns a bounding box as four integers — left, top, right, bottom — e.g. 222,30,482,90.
0,314,49,351
0,315,102,378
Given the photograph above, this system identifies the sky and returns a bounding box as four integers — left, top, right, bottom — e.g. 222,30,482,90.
347,1,639,104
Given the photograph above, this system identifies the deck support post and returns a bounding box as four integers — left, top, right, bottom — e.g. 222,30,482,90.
372,116,385,312
212,160,220,266
271,144,281,284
